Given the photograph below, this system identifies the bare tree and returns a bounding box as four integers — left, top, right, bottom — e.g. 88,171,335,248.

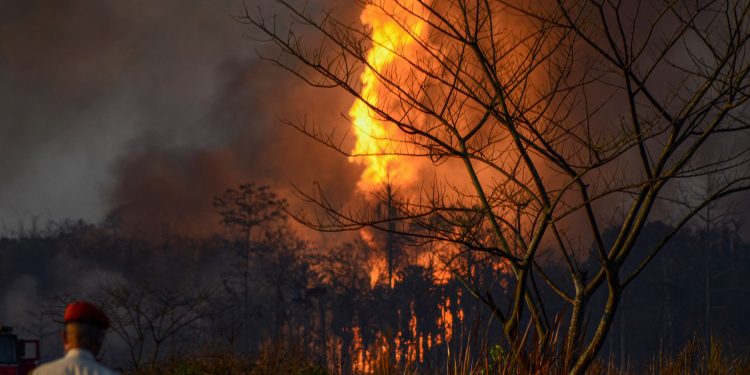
100,283,215,370
244,0,750,373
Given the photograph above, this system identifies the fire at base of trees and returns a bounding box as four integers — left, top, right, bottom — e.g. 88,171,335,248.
2,184,750,373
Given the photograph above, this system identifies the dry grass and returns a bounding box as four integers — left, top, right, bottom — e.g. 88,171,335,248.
132,350,249,375
130,336,749,375
644,337,750,375
249,340,329,375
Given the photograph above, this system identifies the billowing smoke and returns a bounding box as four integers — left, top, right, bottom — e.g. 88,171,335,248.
108,57,362,236
0,0,362,236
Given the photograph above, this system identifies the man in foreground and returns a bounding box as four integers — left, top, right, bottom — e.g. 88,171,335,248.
32,301,118,375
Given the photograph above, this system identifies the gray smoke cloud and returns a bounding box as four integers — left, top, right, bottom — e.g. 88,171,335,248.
0,0,362,235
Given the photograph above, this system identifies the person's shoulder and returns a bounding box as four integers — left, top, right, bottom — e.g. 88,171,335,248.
32,355,119,375
30,357,67,375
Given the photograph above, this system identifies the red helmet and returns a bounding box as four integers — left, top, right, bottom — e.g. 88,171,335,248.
64,301,110,329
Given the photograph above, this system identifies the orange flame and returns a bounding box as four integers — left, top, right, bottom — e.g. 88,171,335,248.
349,2,426,192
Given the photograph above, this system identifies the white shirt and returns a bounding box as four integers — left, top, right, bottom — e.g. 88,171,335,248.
32,349,119,375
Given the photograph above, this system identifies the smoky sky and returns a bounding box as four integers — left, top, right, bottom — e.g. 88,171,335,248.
0,0,363,235
2,0,748,240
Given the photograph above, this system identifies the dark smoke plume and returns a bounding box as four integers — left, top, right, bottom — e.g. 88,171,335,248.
0,0,362,236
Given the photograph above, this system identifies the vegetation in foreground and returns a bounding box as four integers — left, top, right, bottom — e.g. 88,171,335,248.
134,337,750,375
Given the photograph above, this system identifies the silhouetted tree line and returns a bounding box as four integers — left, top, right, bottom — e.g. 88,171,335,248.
0,185,748,372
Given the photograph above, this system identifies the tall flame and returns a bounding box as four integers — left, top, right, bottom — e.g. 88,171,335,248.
349,2,426,192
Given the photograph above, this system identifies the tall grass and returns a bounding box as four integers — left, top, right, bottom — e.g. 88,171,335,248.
132,335,749,375
645,337,750,375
